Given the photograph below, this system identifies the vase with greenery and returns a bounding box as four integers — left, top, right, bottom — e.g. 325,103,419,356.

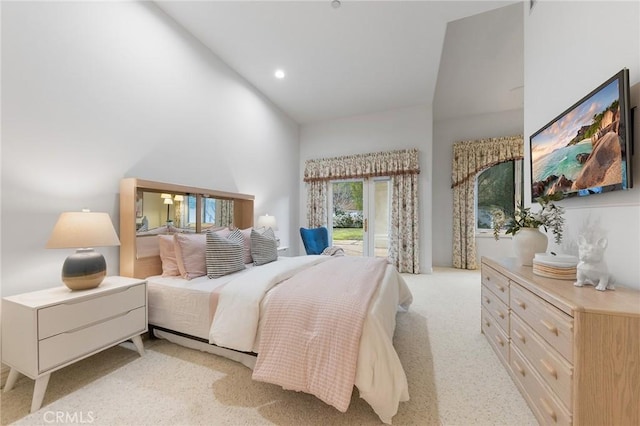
491,193,565,244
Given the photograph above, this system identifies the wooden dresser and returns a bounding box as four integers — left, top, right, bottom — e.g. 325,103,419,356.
481,256,640,426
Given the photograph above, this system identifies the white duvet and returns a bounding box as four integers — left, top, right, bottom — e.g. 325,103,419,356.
209,255,413,424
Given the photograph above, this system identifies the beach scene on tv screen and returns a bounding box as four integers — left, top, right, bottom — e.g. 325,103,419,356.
531,78,627,199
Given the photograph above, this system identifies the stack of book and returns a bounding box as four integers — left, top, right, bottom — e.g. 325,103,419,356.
532,253,578,280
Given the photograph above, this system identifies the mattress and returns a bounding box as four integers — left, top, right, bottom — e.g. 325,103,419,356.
147,264,256,340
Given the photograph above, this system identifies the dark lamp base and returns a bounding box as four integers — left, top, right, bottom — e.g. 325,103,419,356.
62,249,107,291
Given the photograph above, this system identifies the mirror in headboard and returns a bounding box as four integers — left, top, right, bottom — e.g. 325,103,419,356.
135,192,235,231
120,178,254,279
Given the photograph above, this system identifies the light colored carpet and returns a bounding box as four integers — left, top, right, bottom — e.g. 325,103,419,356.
1,267,537,425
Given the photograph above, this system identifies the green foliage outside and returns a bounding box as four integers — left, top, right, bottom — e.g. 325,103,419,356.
332,228,363,241
333,181,363,211
332,181,364,228
477,161,515,229
333,211,363,228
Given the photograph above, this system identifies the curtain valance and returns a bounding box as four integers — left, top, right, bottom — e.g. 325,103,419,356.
451,136,523,189
304,148,420,182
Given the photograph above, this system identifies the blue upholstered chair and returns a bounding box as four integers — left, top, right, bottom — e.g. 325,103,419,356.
299,227,329,255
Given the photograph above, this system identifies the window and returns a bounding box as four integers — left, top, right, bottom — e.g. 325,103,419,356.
476,160,523,233
187,197,217,225
203,198,216,224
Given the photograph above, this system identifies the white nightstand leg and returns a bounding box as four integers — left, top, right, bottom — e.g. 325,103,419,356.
31,373,50,413
131,335,145,356
3,368,20,392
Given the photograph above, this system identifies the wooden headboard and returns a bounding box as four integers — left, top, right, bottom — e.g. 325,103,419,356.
119,178,254,279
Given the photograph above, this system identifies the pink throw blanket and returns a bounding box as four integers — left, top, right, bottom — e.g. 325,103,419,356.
252,256,388,412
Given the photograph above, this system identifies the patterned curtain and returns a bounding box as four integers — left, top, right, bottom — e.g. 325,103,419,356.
451,135,523,269
217,199,234,228
306,180,328,228
304,149,420,273
389,173,420,273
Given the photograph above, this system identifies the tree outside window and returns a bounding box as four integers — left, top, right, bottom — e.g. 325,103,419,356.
187,197,216,225
476,160,522,232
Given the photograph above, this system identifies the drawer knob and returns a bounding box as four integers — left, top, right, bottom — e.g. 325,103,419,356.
515,299,526,309
540,359,558,379
494,335,505,347
485,297,491,304
541,319,559,336
513,329,526,344
484,320,491,327
539,397,557,423
496,285,505,292
513,360,525,377
495,310,504,319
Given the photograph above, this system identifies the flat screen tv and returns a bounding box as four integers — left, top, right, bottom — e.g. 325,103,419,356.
529,68,633,201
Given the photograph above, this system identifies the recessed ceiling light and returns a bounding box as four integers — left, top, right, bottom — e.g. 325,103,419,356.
331,0,341,9
274,69,285,79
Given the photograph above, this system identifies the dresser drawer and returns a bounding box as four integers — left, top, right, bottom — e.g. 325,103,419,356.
38,306,146,373
481,265,510,305
38,283,146,340
481,285,509,333
510,284,573,362
510,345,572,426
511,313,573,410
482,307,509,367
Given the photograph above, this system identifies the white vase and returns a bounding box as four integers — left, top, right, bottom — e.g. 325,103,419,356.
513,227,548,266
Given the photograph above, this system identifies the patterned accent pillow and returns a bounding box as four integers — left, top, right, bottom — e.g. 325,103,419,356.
206,229,246,279
250,228,278,266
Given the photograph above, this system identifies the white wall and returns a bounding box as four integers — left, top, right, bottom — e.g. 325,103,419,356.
524,0,640,289
1,2,299,296
299,105,433,272
432,109,524,267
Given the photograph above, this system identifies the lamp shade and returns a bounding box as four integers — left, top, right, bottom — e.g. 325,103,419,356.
46,211,120,291
46,211,120,249
257,214,277,230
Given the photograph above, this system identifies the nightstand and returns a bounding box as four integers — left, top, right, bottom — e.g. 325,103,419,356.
277,246,290,257
1,276,147,413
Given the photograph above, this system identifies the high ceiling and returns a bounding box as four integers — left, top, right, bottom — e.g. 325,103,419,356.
156,0,522,124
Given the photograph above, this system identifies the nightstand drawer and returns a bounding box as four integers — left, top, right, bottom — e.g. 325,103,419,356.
38,283,146,340
38,306,146,373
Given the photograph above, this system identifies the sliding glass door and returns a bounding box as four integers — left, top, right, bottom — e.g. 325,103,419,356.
329,178,390,258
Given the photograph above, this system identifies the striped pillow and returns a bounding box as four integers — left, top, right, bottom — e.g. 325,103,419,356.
205,229,246,279
250,228,278,266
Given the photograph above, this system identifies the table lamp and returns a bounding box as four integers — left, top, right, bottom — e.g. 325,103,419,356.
257,214,277,231
46,210,121,290
257,214,279,246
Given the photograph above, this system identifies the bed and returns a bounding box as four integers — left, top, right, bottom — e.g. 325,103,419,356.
119,178,413,423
